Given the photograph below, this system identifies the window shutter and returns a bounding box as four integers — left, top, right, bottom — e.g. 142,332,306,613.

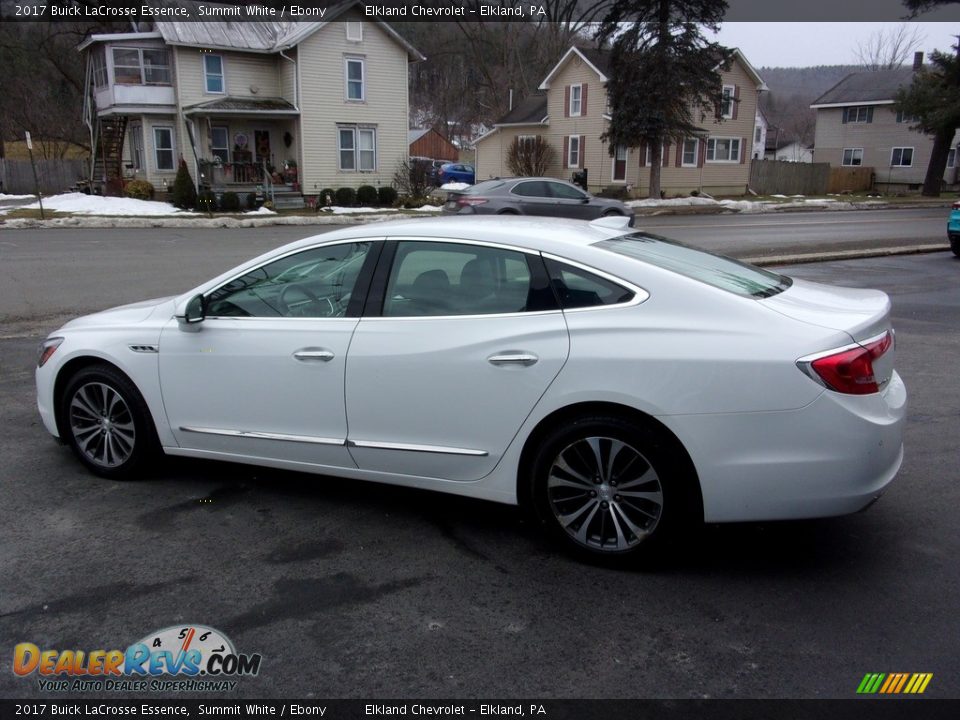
698,139,706,167
579,136,585,168
582,84,588,116
563,136,569,168
732,86,740,119
564,86,570,118
867,107,874,123
639,142,646,167
740,138,747,164
676,142,683,167
842,108,848,124
662,142,670,167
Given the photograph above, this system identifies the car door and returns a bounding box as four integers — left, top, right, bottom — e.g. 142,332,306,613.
158,240,379,469
546,181,595,219
509,180,556,216
344,238,569,481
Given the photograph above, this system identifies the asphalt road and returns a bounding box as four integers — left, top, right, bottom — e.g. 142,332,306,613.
0,207,950,335
0,252,957,700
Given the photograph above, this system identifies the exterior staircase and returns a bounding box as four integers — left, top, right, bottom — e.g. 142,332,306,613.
271,188,305,210
92,117,128,195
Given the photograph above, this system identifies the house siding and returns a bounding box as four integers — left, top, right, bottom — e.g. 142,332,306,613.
813,105,960,187
297,15,410,192
480,51,760,197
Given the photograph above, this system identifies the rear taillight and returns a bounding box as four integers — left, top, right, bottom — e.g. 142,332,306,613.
456,197,488,207
953,201,960,209
799,331,893,395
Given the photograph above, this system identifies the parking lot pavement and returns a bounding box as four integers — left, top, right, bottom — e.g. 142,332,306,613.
0,253,958,699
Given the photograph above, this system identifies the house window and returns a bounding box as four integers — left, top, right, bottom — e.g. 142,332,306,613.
682,138,699,167
567,135,581,167
346,21,362,42
890,147,913,167
210,126,230,164
720,85,735,119
338,126,376,171
569,84,582,117
345,58,365,101
613,144,627,181
203,54,224,94
110,47,170,86
153,127,175,171
948,148,957,168
129,125,143,171
706,137,740,163
895,110,917,123
92,49,108,88
843,106,873,123
841,148,863,166
754,127,762,143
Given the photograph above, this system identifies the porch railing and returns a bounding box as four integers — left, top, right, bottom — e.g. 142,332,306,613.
200,160,266,187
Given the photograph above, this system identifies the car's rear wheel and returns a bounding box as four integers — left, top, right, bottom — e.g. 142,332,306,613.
497,209,519,215
61,364,158,480
528,415,694,564
950,233,960,258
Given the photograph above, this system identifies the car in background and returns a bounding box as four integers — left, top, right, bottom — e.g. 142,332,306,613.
949,200,960,256
35,216,905,563
443,177,633,220
437,163,475,185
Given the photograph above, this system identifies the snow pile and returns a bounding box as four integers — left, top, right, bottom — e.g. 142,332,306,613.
318,206,398,215
246,206,276,215
413,205,444,212
0,193,37,201
14,192,193,216
440,182,471,191
627,196,720,208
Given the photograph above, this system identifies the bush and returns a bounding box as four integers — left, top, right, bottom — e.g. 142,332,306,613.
171,158,197,209
397,195,428,209
123,179,155,200
245,192,259,210
335,187,356,206
377,186,398,206
318,188,336,207
220,191,241,212
356,184,378,206
196,190,217,212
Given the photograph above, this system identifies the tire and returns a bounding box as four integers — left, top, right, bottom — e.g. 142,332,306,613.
497,209,519,215
950,234,960,258
527,415,696,564
60,364,159,480
601,209,623,217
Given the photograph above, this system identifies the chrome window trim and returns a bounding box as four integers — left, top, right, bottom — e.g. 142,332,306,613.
348,439,488,457
180,426,345,446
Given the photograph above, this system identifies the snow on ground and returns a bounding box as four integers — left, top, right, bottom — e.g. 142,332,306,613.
318,206,398,215
13,192,194,216
0,193,37,201
627,196,721,208
440,182,470,191
246,206,276,215
413,205,444,212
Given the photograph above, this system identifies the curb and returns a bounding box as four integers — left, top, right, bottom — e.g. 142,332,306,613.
746,243,951,267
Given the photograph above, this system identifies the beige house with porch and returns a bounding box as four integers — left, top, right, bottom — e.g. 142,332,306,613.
79,1,422,208
475,46,766,197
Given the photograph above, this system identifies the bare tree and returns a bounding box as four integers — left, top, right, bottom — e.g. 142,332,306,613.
854,24,926,70
507,136,556,176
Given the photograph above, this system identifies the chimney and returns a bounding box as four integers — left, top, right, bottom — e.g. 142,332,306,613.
913,51,924,71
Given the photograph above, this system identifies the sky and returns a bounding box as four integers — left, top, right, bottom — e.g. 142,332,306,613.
710,22,960,67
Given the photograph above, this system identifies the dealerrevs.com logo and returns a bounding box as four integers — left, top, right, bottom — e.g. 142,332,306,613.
12,625,262,692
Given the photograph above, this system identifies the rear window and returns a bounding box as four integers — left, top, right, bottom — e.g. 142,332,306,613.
595,232,792,298
465,180,505,194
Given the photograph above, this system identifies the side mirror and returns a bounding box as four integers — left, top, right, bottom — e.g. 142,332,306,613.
177,293,206,327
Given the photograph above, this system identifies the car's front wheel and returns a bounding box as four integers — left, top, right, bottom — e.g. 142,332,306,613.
60,364,159,480
528,415,695,563
950,233,960,258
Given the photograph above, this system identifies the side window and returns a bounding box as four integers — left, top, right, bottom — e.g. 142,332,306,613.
382,242,554,317
545,258,635,309
548,182,587,200
206,242,372,318
511,181,550,198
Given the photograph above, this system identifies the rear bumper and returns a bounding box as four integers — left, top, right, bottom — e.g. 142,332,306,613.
665,370,907,523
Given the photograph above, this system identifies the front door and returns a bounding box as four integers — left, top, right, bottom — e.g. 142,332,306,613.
159,241,376,469
344,239,569,481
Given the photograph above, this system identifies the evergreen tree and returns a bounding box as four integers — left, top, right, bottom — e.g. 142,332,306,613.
895,44,960,197
596,0,732,198
171,158,197,209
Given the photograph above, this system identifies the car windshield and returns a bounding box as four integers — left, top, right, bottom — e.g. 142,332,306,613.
595,232,792,299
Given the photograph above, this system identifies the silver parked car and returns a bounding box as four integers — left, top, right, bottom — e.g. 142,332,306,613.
35,216,905,563
443,177,632,219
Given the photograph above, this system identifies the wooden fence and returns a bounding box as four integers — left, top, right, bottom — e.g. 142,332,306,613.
749,159,831,196
828,166,875,194
0,158,89,195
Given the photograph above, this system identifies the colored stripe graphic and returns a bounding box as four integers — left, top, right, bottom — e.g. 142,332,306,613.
857,673,932,694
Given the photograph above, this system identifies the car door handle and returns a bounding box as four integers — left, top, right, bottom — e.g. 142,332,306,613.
293,348,335,362
488,352,538,366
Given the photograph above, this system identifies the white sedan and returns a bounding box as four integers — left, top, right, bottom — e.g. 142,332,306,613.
35,216,906,562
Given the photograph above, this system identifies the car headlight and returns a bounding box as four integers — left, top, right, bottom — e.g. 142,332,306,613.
37,337,64,368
